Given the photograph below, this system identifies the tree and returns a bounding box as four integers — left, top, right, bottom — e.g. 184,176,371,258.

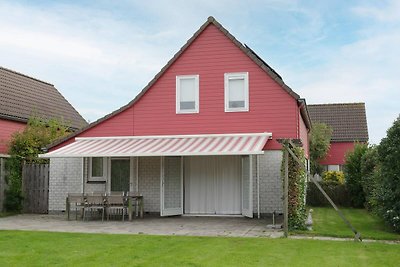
309,122,333,175
344,143,368,208
4,117,69,211
376,115,400,232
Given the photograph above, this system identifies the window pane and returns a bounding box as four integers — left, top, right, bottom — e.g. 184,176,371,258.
229,78,245,108
92,157,103,177
180,78,196,110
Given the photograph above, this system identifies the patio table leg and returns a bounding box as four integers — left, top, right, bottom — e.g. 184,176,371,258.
128,197,133,221
66,197,70,220
139,197,143,218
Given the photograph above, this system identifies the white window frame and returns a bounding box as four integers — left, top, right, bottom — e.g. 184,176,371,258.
88,157,107,182
176,75,199,114
224,72,249,112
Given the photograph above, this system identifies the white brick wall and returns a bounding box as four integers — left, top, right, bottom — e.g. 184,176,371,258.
49,158,83,211
138,157,160,213
252,151,283,214
48,153,283,215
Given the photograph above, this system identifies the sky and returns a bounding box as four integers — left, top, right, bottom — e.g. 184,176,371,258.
0,0,399,144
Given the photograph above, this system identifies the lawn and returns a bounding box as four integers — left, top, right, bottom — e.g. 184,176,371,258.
295,207,400,240
0,230,399,266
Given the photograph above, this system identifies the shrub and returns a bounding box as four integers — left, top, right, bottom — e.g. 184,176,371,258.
375,116,400,232
322,171,345,185
360,146,380,211
281,145,307,230
306,182,351,207
344,143,368,208
310,123,333,175
4,117,69,212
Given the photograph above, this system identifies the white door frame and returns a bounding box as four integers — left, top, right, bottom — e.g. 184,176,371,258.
160,156,184,216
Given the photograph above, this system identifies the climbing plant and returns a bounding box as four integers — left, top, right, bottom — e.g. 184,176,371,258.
281,145,307,230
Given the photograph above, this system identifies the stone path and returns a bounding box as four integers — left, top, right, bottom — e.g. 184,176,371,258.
0,214,284,238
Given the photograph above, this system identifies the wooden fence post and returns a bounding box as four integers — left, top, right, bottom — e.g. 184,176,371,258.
283,148,289,237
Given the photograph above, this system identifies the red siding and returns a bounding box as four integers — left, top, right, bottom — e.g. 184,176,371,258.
0,119,26,154
52,24,303,151
320,142,355,165
132,25,298,150
298,111,309,158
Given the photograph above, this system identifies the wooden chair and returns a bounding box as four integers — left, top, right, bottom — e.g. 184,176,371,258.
83,194,105,221
106,192,126,221
67,193,84,220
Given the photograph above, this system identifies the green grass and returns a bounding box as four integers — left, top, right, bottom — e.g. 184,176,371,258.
0,230,399,266
294,207,400,240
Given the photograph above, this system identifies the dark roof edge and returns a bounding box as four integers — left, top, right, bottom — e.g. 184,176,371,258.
0,66,54,86
307,102,366,106
47,16,302,149
298,99,312,130
0,113,81,131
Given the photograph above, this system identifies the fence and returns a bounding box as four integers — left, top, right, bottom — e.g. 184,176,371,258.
22,163,49,214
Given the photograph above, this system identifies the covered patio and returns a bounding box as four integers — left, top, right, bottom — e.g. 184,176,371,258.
0,214,283,238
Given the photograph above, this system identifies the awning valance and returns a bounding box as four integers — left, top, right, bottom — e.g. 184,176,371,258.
40,133,272,158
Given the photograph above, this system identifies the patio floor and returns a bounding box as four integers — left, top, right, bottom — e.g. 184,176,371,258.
0,214,283,238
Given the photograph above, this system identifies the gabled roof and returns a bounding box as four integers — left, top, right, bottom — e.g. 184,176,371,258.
0,66,87,130
307,103,368,142
48,16,306,149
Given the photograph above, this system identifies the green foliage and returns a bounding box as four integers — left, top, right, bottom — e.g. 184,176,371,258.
306,182,351,207
309,123,333,175
344,143,368,208
322,171,345,185
360,146,380,211
375,116,400,233
282,145,307,230
4,116,69,211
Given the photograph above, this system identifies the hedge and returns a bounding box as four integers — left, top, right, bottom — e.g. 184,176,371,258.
306,182,352,207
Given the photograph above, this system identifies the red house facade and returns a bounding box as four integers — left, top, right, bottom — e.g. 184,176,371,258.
308,103,369,171
43,17,311,217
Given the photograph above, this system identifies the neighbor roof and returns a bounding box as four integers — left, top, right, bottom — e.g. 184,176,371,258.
0,66,87,130
48,16,308,149
307,103,368,142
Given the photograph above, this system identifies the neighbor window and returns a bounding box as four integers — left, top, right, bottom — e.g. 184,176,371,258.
89,157,107,181
176,75,199,113
224,72,249,112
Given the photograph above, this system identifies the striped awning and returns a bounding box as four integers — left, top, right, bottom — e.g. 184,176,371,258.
40,133,272,158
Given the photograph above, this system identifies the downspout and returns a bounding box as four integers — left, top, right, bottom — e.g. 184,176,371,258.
257,155,260,219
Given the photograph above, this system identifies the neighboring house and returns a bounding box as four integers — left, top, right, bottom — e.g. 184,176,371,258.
41,17,311,218
0,66,88,211
0,66,88,155
308,103,369,171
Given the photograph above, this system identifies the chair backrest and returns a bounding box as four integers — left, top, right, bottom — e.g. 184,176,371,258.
108,191,124,196
85,195,105,205
127,191,141,197
89,191,106,196
68,193,84,203
106,195,125,205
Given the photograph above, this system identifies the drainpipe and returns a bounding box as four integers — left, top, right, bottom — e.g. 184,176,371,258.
257,155,260,219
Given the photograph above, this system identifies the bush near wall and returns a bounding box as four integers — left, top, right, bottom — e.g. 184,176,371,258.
322,171,345,185
306,182,352,207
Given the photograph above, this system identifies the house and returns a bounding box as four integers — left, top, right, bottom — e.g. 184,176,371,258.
0,66,88,211
0,66,88,155
307,103,368,171
41,17,311,218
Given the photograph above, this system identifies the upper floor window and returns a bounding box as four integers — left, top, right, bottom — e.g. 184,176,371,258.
176,75,199,114
224,72,249,112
